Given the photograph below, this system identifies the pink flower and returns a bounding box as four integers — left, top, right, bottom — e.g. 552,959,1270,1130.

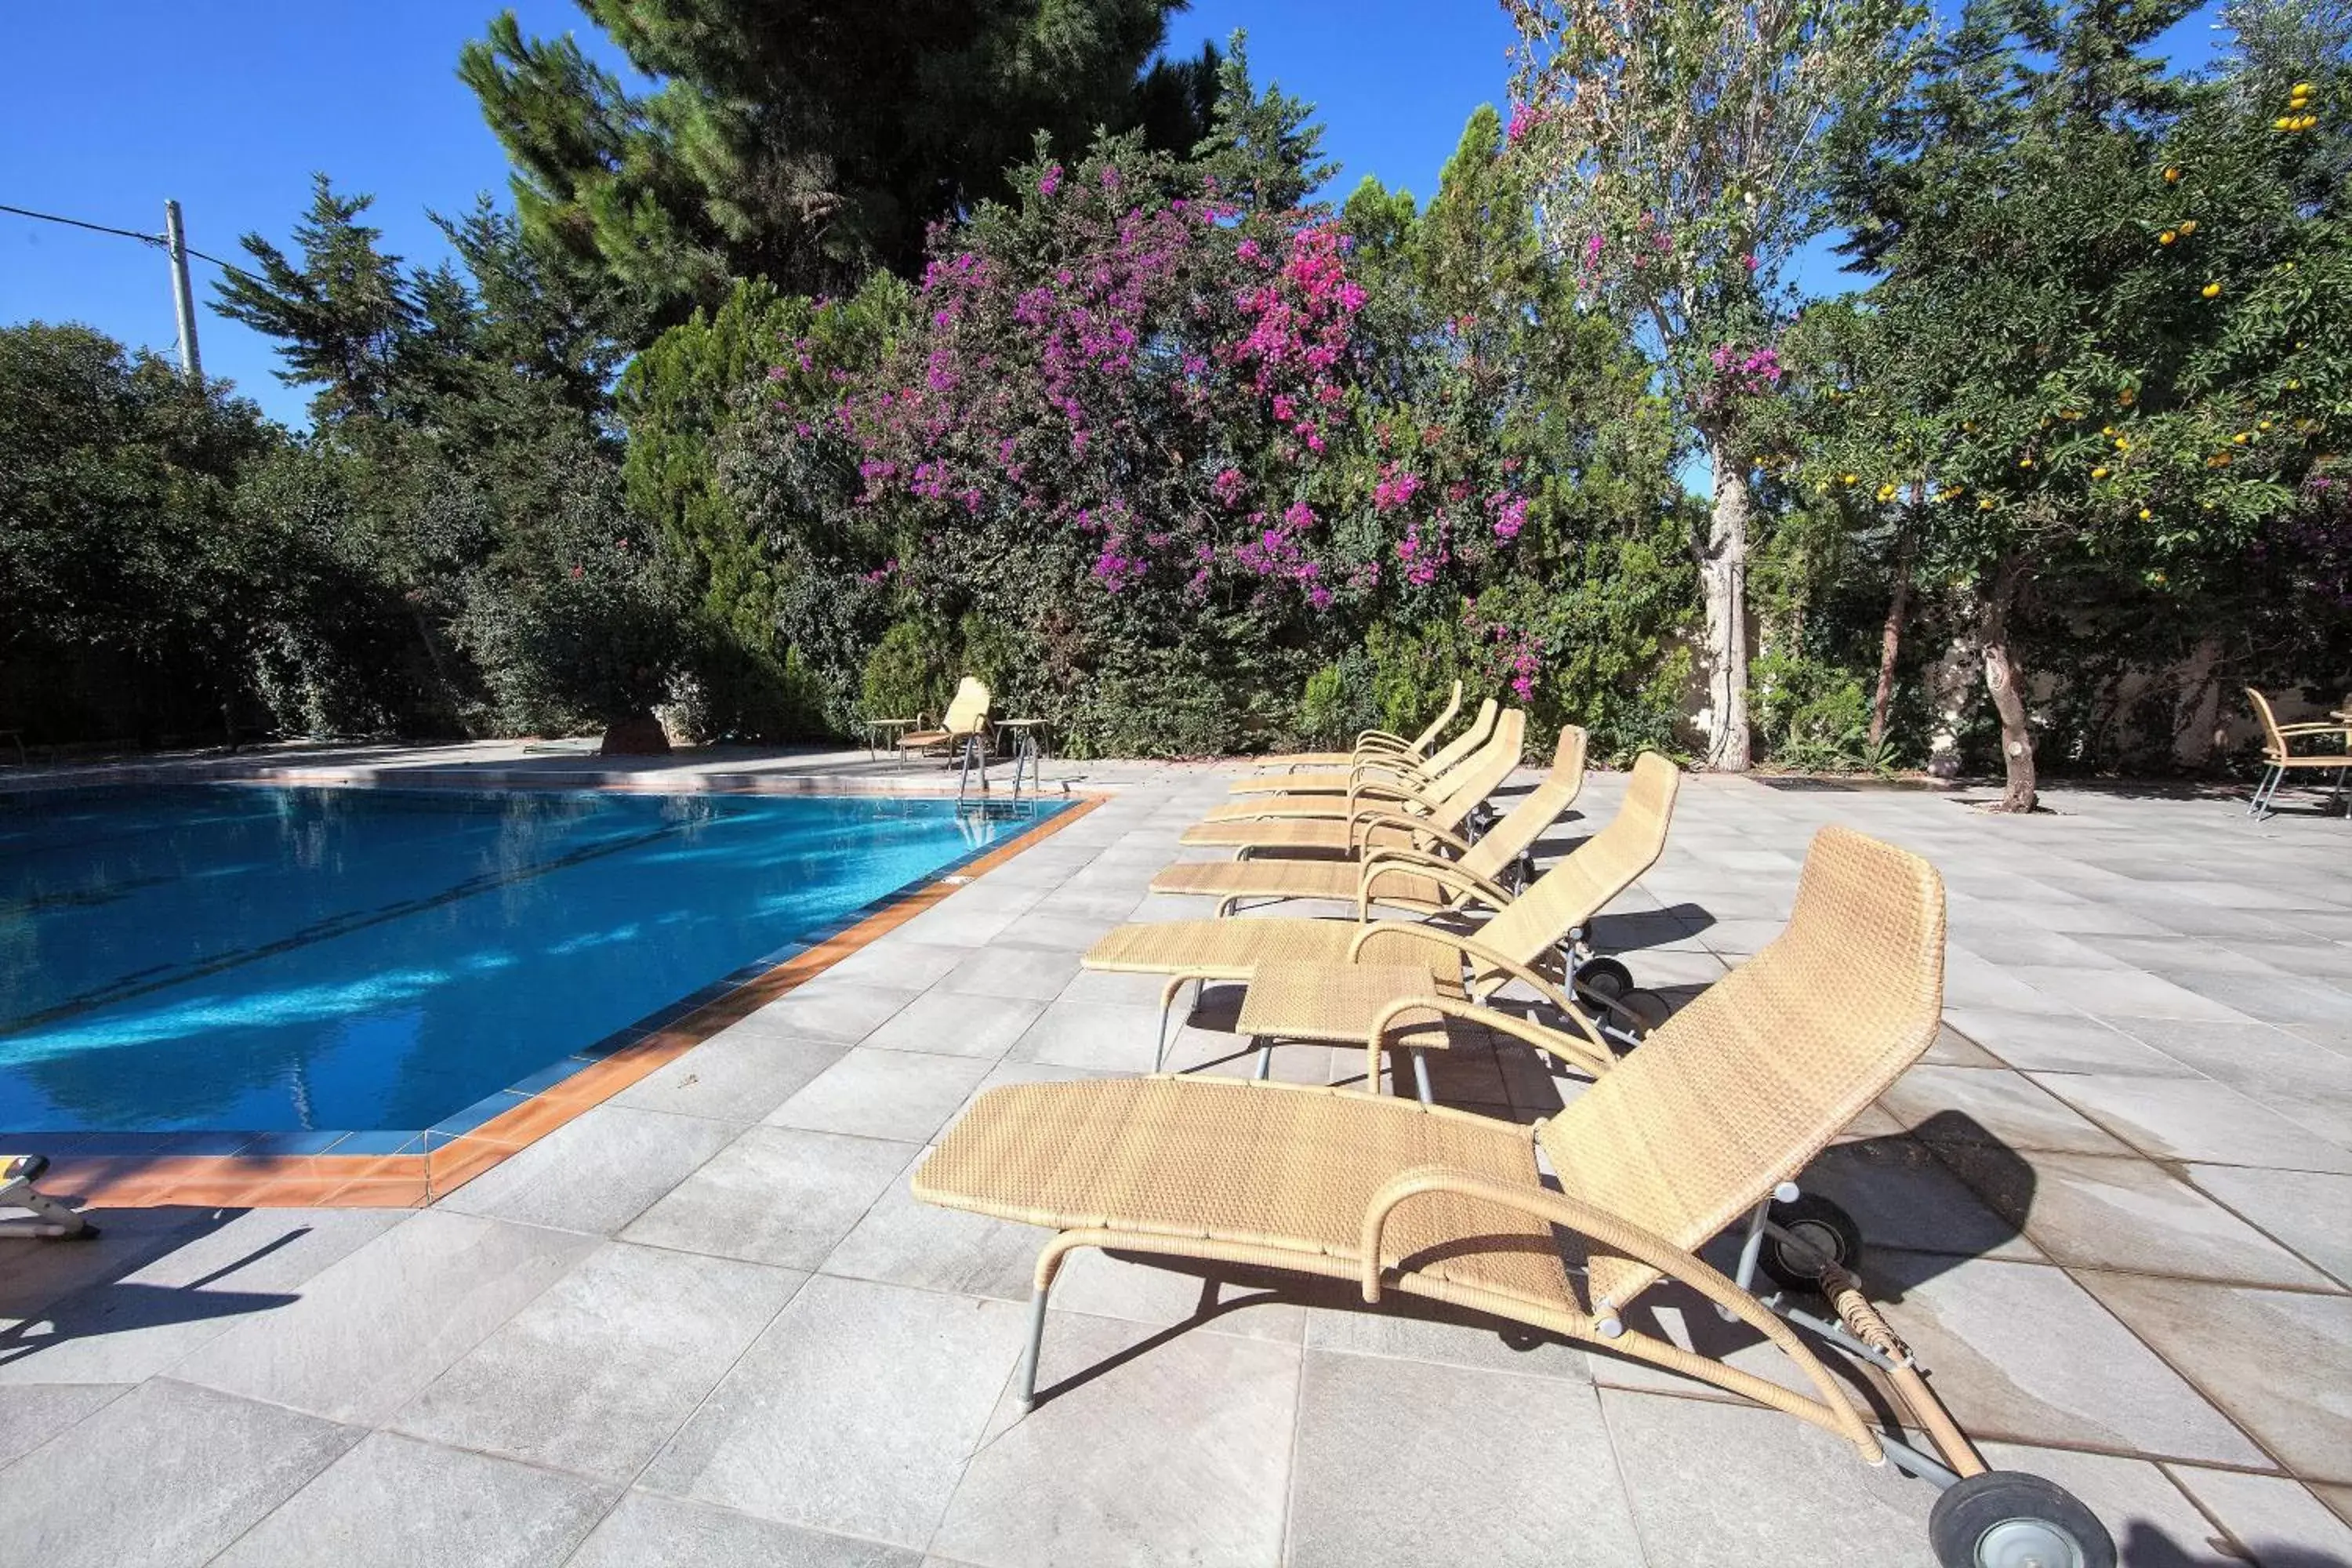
1037,163,1062,198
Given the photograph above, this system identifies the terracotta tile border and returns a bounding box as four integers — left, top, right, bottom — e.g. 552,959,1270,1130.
27,793,1104,1213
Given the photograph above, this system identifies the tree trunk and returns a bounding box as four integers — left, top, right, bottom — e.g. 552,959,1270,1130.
1979,556,2037,813
1697,441,1752,771
600,710,672,756
1868,514,1916,754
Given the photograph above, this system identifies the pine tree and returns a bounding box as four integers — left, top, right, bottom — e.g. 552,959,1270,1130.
459,0,1222,330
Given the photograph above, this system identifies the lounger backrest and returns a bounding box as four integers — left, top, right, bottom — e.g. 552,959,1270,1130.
2246,687,2287,759
1421,709,1526,832
942,677,991,738
1418,699,1499,779
1544,826,1946,1309
1459,726,1588,880
1404,681,1465,754
1472,750,1677,973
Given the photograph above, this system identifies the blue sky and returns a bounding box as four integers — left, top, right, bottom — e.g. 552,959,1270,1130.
2,2,2225,430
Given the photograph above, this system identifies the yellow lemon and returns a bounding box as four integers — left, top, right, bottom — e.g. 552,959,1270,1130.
2287,379,2303,390
2292,82,2315,96
2178,220,2198,234
2258,419,2273,430
2119,389,2136,405
2159,230,2177,245
1876,484,1896,502
2102,424,2117,435
2138,507,2152,520
2164,165,2182,182
2115,437,2132,451
2233,432,2250,444
1840,472,1857,485
2092,465,2111,479
2277,115,2298,129
2201,281,2223,299
1978,498,1995,511
2019,456,2035,469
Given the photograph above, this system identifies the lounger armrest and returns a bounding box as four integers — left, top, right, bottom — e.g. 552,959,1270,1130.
1352,728,1418,752
1345,777,1443,819
2274,721,2346,735
1346,810,1467,856
1358,858,1512,920
1346,755,1432,788
1345,923,1581,1020
1358,1171,1846,1377
1366,994,1613,1080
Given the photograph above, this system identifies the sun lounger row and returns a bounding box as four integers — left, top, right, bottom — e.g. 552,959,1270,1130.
910,699,2118,1568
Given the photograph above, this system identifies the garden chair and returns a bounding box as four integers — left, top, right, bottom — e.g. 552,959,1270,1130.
898,677,993,793
1089,748,1676,1055
1178,709,1525,858
2244,686,2349,818
1152,725,1587,914
1247,680,1463,772
915,825,2114,1568
0,1154,94,1238
1192,703,1512,827
1228,692,1492,795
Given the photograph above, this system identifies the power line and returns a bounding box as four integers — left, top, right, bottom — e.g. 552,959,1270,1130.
0,199,164,248
0,199,253,276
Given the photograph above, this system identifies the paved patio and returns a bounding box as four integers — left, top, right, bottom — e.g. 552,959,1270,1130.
3,749,2350,1566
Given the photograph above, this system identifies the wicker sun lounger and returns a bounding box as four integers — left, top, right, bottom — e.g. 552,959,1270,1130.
1226,697,1497,797
898,677,992,758
1094,750,1677,1051
1187,710,1524,842
1,1154,94,1238
1154,725,1588,914
1247,680,1464,771
915,826,2115,1568
1205,701,1503,814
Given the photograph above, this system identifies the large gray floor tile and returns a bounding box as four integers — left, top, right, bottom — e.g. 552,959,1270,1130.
2184,1164,2352,1285
1006,998,1166,1073
1303,1298,1592,1381
2078,1272,2352,1482
1941,1005,2199,1076
212,1430,615,1568
2009,964,2252,1020
642,1274,1030,1548
566,1490,921,1568
2110,1017,2352,1149
0,1381,125,1467
0,1377,361,1568
624,1125,916,1269
2031,1073,2352,1173
170,1210,597,1425
863,991,1047,1059
1873,1250,2267,1465
818,1171,1040,1301
1599,1386,1938,1566
817,942,976,990
1930,1146,2331,1287
437,1104,737,1236
742,982,923,1043
1287,1351,1644,1568
1881,1065,2135,1156
0,1206,402,1385
390,1241,802,1480
936,946,1083,1001
931,1311,1298,1568
2169,1465,2352,1566
767,1048,993,1142
615,1030,848,1121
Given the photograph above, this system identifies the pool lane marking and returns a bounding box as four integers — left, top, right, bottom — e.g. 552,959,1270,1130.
0,819,688,1036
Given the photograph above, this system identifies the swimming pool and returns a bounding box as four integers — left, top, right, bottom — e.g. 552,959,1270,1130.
0,785,1062,1145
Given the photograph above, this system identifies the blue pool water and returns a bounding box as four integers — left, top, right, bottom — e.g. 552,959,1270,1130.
0,786,1059,1141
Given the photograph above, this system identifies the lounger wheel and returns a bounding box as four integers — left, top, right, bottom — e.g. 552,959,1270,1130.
1575,958,1634,1001
1928,1470,2114,1568
1615,989,1670,1036
1759,1193,1863,1292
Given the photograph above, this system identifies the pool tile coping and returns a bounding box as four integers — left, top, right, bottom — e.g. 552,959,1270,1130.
20,792,1105,1211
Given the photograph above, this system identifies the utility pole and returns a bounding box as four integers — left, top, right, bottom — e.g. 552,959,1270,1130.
163,198,202,385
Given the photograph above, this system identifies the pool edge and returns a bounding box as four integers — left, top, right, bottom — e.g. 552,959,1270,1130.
21,792,1106,1212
